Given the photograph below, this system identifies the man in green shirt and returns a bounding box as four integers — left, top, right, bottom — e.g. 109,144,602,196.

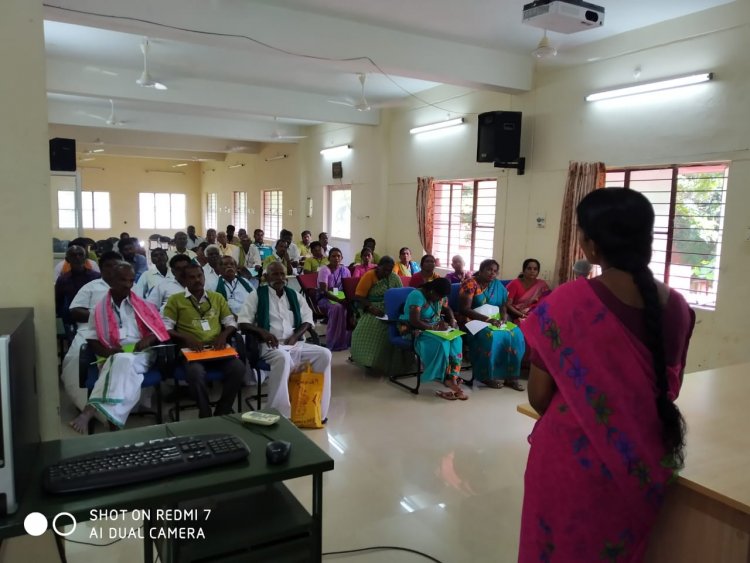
162,264,244,417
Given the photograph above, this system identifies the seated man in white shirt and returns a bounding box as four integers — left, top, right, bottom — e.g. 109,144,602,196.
147,253,192,311
279,229,301,263
69,263,170,433
186,225,204,250
167,231,197,261
217,231,241,262
238,262,332,421
215,256,254,316
202,244,223,291
61,250,122,413
134,247,171,298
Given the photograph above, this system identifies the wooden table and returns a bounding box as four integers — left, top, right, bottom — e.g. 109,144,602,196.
517,362,750,562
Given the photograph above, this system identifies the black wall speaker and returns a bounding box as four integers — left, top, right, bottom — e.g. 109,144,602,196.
49,138,76,171
476,111,522,163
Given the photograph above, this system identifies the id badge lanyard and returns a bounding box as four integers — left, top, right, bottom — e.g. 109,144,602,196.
190,295,213,331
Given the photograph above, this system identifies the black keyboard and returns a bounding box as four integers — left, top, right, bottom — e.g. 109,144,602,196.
43,434,249,494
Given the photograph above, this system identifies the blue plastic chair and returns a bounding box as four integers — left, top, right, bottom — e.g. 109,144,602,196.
168,334,245,421
448,283,475,387
383,287,422,395
78,343,170,434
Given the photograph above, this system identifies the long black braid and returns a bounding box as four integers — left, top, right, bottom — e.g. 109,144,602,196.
577,189,686,468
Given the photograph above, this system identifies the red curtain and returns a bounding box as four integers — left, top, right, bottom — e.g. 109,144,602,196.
553,162,606,285
416,177,435,254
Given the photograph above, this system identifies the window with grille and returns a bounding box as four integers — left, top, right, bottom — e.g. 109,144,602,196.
205,193,217,231
57,190,111,229
432,179,497,271
605,164,728,309
139,193,186,230
262,190,283,239
232,191,247,230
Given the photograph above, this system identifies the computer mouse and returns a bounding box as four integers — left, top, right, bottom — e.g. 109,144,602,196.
265,440,292,465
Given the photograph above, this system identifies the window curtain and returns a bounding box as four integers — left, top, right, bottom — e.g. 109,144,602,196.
553,161,606,285
416,176,435,255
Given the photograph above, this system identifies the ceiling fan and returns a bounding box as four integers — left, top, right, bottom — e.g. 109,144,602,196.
81,99,127,126
270,117,306,140
136,37,167,90
329,73,372,112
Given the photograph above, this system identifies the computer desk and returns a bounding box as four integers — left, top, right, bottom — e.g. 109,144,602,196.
517,362,750,562
0,412,334,562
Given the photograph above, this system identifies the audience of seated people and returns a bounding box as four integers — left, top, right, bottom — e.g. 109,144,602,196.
505,258,550,321
393,247,420,277
316,248,352,351
457,259,526,391
162,264,245,418
409,254,440,287
351,247,377,277
445,255,472,284
238,262,332,421
303,241,328,273
399,278,466,401
350,256,407,372
69,262,170,433
55,224,557,433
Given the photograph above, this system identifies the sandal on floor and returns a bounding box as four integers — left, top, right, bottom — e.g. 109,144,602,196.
435,390,458,401
506,379,525,391
481,379,504,389
452,388,469,401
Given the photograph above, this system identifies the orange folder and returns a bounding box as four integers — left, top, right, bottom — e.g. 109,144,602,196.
181,345,238,362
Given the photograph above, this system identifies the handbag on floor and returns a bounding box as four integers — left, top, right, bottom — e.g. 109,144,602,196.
288,363,324,429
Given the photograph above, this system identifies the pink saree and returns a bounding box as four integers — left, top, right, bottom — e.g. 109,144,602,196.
506,278,550,315
519,279,685,562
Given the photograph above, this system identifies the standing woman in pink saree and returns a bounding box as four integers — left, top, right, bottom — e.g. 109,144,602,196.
506,258,550,320
519,188,695,562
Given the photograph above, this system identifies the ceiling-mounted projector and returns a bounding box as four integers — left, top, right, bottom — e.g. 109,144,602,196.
523,0,605,34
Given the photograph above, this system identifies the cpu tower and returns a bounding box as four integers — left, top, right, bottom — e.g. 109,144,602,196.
0,308,40,516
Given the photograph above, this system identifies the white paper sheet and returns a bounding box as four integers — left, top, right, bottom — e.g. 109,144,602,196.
465,319,490,335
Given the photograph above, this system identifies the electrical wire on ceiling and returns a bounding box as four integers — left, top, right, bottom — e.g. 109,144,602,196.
42,3,475,116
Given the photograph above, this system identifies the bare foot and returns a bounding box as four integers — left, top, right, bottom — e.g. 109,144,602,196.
69,406,95,434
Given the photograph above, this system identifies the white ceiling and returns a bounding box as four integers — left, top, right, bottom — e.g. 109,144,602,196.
43,0,734,159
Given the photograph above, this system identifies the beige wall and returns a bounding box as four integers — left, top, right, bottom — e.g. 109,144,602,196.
199,144,303,240
52,155,203,244
0,1,59,439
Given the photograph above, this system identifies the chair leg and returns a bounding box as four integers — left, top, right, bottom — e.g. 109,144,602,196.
256,368,263,411
173,390,181,422
388,349,421,395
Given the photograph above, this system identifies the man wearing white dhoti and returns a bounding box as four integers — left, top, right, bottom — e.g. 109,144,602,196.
238,262,332,420
69,263,170,433
60,251,122,412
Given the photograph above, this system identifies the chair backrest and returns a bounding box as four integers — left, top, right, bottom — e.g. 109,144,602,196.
342,276,361,301
398,275,411,287
383,287,415,346
448,283,461,312
297,272,319,292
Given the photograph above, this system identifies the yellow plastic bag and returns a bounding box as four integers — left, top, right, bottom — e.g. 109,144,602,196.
288,363,324,429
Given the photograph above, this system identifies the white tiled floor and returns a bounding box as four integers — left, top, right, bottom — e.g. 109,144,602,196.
2,350,535,563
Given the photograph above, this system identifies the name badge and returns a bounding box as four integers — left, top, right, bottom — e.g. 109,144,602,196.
200,320,211,331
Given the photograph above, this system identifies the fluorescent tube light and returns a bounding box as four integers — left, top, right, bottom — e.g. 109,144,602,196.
585,72,713,102
172,162,188,168
91,148,105,153
410,117,464,135
265,154,288,162
228,163,245,169
320,144,351,158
